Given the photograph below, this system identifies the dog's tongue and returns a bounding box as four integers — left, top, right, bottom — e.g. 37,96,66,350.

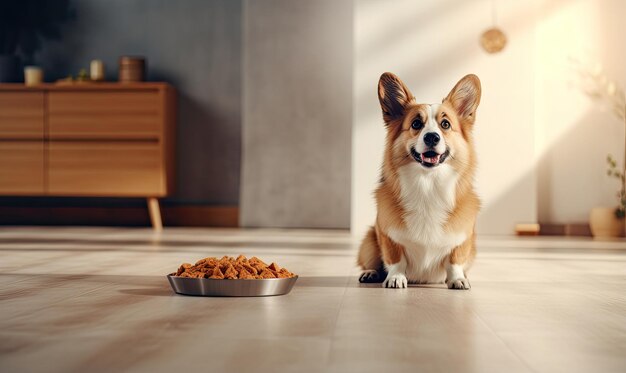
422,153,440,164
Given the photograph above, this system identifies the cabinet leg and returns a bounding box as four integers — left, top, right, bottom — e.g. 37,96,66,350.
147,197,163,231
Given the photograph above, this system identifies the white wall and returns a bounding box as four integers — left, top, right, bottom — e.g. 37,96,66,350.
353,0,626,235
535,0,626,224
352,0,539,236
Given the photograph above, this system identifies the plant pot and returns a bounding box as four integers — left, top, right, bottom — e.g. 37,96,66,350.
589,207,625,238
0,55,22,83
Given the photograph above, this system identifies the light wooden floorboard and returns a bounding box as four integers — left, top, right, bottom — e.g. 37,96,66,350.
0,227,624,373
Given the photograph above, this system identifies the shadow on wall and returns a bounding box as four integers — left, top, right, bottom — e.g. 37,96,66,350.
536,109,623,224
356,0,476,104
173,90,241,205
358,0,462,62
479,107,621,233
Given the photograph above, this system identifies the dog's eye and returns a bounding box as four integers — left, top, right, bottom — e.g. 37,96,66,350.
411,119,423,130
441,119,451,130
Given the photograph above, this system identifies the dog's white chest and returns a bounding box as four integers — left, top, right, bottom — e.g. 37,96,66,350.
388,164,466,282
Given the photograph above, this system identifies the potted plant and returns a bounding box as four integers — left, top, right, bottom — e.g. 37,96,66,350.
0,1,74,82
574,60,626,237
590,155,626,237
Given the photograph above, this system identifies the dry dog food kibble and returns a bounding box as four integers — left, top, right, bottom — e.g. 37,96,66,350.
171,255,296,279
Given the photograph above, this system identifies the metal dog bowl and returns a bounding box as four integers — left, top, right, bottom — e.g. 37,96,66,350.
167,275,298,297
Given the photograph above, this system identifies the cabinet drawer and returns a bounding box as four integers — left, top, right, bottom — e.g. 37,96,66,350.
0,141,44,194
49,114,161,140
49,91,159,114
48,142,165,196
0,92,44,139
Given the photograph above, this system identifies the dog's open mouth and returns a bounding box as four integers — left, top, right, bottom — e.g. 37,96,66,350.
410,148,450,168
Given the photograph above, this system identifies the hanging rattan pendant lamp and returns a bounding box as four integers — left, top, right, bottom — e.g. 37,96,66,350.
480,0,507,53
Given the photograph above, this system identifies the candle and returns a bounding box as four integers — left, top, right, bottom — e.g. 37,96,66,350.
90,59,105,81
24,66,43,86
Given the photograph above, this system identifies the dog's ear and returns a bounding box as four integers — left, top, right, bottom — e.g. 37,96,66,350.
444,74,481,122
378,72,414,123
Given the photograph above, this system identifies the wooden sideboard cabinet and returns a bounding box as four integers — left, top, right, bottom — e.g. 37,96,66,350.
0,83,176,230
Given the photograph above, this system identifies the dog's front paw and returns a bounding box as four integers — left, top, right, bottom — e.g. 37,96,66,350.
383,273,408,288
446,277,471,290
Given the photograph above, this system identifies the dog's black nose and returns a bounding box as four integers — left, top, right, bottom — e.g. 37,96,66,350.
423,132,440,147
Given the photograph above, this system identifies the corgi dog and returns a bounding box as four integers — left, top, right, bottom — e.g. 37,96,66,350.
357,73,481,290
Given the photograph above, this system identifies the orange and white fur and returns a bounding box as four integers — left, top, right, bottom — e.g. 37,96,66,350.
357,73,481,290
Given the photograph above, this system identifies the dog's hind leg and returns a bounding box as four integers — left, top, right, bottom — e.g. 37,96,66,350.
357,226,386,283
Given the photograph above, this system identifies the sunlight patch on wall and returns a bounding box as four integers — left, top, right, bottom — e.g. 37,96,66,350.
534,0,626,223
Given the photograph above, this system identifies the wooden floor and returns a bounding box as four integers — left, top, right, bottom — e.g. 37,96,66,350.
0,227,625,373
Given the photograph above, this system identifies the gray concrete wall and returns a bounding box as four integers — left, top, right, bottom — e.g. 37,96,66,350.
17,0,354,228
35,0,242,206
240,0,353,228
